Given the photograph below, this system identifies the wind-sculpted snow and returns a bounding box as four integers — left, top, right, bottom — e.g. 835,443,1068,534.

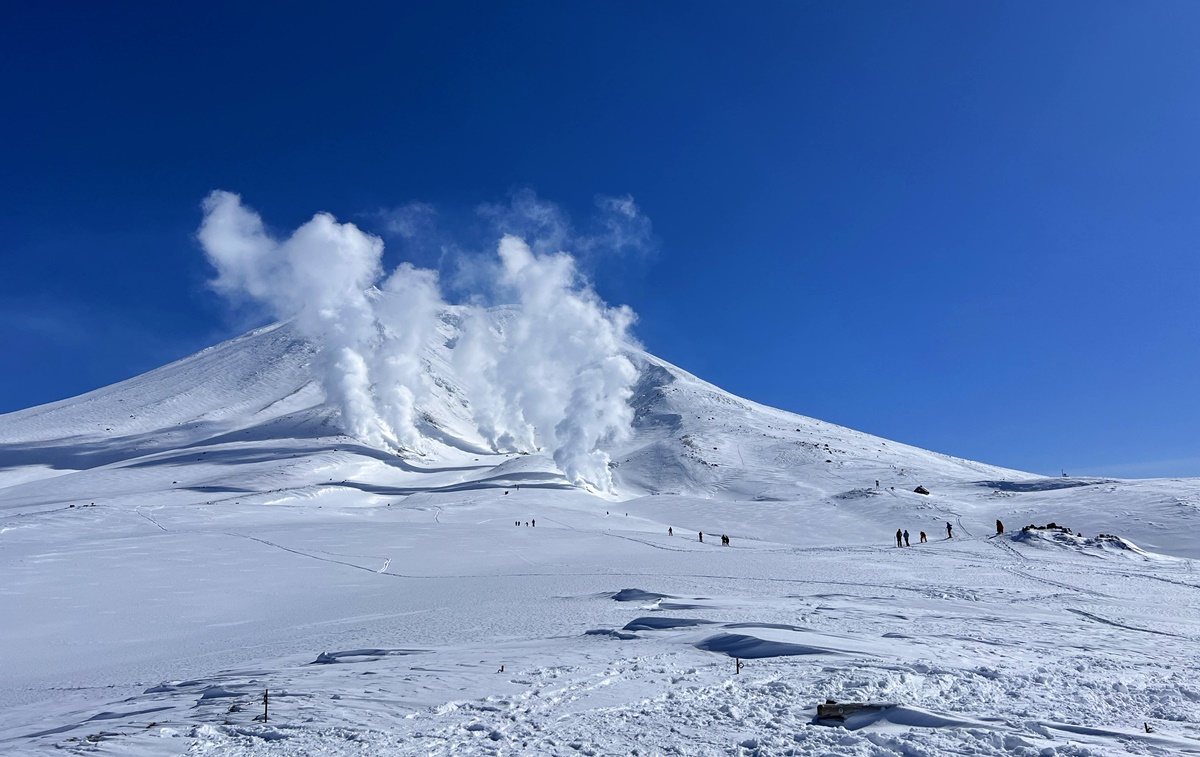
609,588,671,602
695,632,834,658
977,478,1114,493
2,305,1200,753
622,616,715,631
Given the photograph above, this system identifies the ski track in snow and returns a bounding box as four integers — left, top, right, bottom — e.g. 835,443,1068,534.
0,318,1198,755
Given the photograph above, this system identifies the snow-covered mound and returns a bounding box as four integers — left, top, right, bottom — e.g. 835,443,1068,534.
1011,525,1164,560
2,313,1199,755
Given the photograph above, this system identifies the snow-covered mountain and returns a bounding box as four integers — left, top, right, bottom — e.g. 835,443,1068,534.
1,315,1198,755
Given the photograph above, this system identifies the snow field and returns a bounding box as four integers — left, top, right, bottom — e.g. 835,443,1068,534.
3,489,1199,754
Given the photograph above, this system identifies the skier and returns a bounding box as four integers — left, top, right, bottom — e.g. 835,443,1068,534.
996,519,1004,535
946,521,953,539
903,529,910,547
919,531,927,543
895,529,903,547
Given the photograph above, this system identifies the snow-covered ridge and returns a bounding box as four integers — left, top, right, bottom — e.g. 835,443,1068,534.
0,309,1017,479
1,312,1197,555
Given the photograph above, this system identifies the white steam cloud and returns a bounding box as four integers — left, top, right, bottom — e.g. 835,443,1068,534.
477,188,656,262
454,236,637,487
197,191,639,491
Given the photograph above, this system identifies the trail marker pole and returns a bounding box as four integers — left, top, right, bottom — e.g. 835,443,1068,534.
262,689,269,722
735,658,744,674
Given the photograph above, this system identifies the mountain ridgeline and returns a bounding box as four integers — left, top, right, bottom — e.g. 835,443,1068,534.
1,306,1197,558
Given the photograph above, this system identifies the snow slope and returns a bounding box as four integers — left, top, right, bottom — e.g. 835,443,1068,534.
1,314,1198,755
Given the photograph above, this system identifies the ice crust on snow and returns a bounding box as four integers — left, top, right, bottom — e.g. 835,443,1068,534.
0,317,1199,754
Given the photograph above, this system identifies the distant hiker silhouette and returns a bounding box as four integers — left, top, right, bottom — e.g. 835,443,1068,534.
895,529,903,547
919,531,927,543
668,527,673,536
699,532,703,543
903,530,910,547
996,519,1004,535
946,522,953,539
531,519,535,527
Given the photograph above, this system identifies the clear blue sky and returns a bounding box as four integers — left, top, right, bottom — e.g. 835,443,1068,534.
3,2,1199,477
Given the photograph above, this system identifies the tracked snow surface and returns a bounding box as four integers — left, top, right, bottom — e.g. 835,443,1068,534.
1,312,1198,756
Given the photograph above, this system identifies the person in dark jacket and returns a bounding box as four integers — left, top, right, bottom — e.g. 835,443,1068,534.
946,522,953,539
903,530,910,547
895,529,903,547
996,519,1004,535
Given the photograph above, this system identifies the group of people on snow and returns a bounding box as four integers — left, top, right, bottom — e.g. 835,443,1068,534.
680,529,730,545
894,529,926,547
893,520,1006,546
894,521,954,547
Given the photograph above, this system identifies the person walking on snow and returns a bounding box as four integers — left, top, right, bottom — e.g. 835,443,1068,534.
919,531,927,543
903,529,910,547
996,519,1004,535
946,521,953,539
668,527,673,536
895,529,903,547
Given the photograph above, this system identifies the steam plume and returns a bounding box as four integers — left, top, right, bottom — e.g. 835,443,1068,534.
198,191,391,446
198,191,639,491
